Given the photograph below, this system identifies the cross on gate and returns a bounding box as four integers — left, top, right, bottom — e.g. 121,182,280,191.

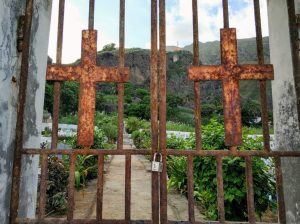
188,28,274,146
47,30,130,147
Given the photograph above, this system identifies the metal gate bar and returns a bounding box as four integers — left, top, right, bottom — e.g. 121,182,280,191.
9,0,35,223
254,0,271,152
192,0,202,152
150,0,160,223
158,1,168,223
216,156,225,222
39,1,66,220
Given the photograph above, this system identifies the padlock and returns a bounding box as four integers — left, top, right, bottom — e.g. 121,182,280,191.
151,153,163,172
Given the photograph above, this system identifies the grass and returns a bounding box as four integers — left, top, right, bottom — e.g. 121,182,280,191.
57,114,270,135
243,126,274,135
59,114,78,124
166,121,194,132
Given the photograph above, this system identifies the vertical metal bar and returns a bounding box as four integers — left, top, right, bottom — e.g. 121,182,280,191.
275,157,287,224
41,0,65,220
245,156,256,224
125,155,131,223
192,0,202,151
117,0,125,150
187,156,195,223
51,0,65,150
150,0,160,222
96,155,104,222
222,0,229,28
216,156,225,223
159,0,168,223
253,0,271,152
88,0,95,30
9,0,34,223
38,153,48,220
67,154,76,221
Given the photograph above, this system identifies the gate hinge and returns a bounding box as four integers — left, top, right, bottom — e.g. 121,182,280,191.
17,15,25,53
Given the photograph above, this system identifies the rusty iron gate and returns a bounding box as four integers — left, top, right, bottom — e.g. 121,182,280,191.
8,0,300,223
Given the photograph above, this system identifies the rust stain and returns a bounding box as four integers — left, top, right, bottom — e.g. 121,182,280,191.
47,30,130,147
188,28,274,146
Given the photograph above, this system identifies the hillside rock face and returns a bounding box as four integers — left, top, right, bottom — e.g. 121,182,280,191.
95,37,271,105
98,49,151,86
184,36,270,65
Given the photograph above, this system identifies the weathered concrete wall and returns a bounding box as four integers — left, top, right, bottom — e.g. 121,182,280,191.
268,1,300,223
0,0,52,223
0,1,23,222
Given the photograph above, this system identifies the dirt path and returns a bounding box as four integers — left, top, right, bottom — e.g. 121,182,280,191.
74,134,204,221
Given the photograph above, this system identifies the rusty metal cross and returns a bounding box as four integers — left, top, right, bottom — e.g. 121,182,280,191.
188,28,274,146
47,30,130,147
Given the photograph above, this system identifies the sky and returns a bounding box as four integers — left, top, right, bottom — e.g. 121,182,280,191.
48,0,269,64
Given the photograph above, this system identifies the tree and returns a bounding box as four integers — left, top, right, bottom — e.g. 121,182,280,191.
102,43,116,52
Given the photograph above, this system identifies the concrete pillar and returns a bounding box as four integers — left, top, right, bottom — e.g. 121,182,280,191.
267,0,300,223
0,0,52,223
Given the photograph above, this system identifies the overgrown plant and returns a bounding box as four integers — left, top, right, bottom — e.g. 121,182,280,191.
167,119,276,221
125,117,149,134
46,156,69,215
133,118,276,221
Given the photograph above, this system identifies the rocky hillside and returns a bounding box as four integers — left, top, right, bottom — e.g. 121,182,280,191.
94,36,271,107
183,36,270,64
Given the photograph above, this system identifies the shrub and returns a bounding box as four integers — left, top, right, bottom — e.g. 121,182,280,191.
74,155,98,189
166,121,194,132
132,118,276,221
63,127,106,149
126,117,149,134
59,114,78,124
46,156,69,215
166,119,276,221
60,127,110,190
101,125,118,144
95,112,118,143
131,129,151,149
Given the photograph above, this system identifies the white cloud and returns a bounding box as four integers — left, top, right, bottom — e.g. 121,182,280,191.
166,0,269,46
48,0,121,64
230,0,269,39
48,0,88,64
47,0,269,63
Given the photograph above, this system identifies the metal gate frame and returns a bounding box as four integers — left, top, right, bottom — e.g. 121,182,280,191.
8,0,300,224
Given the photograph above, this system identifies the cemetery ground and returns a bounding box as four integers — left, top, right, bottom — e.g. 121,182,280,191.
41,113,277,222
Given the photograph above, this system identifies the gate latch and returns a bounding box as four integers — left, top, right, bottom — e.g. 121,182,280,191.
151,153,163,172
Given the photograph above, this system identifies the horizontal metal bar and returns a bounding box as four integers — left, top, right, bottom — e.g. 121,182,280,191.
22,149,151,155
168,221,277,224
16,219,152,224
166,149,300,157
16,218,278,224
21,148,300,157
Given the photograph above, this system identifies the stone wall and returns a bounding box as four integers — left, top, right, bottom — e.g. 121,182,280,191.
0,0,52,222
268,0,300,223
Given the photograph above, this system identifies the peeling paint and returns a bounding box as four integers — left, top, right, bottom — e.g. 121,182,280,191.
0,0,52,222
268,1,300,223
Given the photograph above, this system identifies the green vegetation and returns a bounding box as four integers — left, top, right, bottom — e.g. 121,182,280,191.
131,119,276,221
46,113,118,215
166,121,194,132
44,40,275,219
46,156,69,215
